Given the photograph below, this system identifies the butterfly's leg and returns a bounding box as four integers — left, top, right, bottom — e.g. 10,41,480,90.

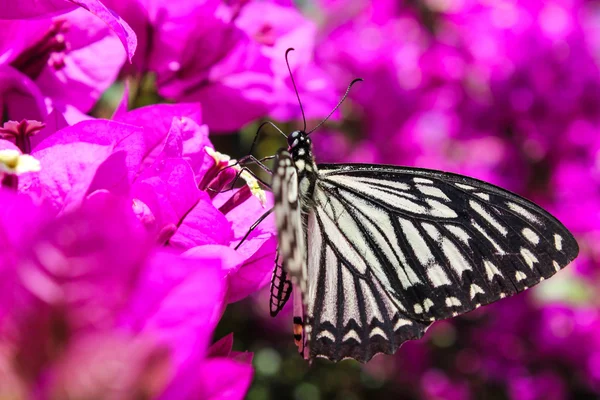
227,165,271,192
234,207,274,250
238,154,276,174
226,154,275,191
248,121,287,157
220,117,284,192
208,155,275,194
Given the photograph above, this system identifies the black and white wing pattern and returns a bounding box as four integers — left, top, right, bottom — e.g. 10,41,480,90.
271,150,306,290
269,253,292,317
302,163,579,362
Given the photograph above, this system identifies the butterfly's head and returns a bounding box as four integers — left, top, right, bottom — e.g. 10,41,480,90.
287,130,312,154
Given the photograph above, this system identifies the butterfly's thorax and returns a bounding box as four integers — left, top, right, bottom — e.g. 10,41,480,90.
288,130,319,212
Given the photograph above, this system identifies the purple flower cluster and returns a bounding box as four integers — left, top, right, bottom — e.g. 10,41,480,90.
0,0,598,398
308,0,600,398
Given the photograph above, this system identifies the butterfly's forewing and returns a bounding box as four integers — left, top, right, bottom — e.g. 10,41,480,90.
302,163,578,362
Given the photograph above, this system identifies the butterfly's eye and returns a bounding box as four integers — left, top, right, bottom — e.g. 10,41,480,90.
287,130,305,148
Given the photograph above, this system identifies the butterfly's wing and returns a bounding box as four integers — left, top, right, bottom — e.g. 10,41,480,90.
269,252,292,317
272,150,306,287
271,150,312,357
303,163,579,362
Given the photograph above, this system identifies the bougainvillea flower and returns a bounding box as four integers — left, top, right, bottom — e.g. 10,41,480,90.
100,0,273,131
151,5,273,131
235,1,339,122
0,149,40,175
113,98,206,173
0,65,47,122
0,106,277,304
0,190,251,399
0,0,136,61
11,119,144,213
126,117,277,302
0,10,128,124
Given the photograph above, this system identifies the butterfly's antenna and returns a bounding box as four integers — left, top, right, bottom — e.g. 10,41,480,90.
286,48,307,133
307,78,363,135
248,121,287,156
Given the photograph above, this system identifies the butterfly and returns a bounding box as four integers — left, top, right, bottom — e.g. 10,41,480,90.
241,49,579,363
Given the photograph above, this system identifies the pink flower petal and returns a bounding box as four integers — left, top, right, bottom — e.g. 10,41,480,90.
114,103,203,168
168,193,232,250
36,8,127,113
0,1,137,61
0,0,76,19
194,358,254,400
70,0,137,62
0,65,47,122
132,158,200,236
207,333,234,358
120,250,226,374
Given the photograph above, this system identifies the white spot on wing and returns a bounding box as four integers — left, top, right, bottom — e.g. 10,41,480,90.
522,228,540,245
553,260,561,271
369,327,388,339
484,260,502,280
287,176,298,203
554,234,563,251
329,176,428,214
456,183,475,190
446,297,461,307
475,192,490,201
325,175,410,192
520,247,538,269
441,237,471,276
423,298,434,312
414,177,434,184
394,318,411,330
515,270,527,282
414,304,423,314
317,330,336,342
470,284,485,299
507,202,541,224
342,329,361,343
417,184,450,201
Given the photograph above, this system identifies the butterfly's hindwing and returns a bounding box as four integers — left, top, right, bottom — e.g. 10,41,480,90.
269,253,292,317
272,150,306,290
306,208,430,361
